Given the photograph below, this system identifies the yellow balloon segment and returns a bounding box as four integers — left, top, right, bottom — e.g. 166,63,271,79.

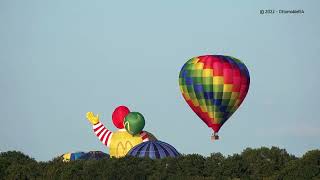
62,153,71,162
109,130,144,158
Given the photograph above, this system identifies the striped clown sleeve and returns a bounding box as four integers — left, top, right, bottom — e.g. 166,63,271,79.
140,131,149,142
92,122,113,148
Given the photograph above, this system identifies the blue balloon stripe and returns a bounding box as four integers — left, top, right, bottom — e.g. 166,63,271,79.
159,143,175,157
138,141,150,158
194,84,203,93
131,143,145,156
170,147,180,156
152,143,161,159
158,143,171,157
70,154,75,160
70,152,86,160
204,92,214,99
161,141,179,155
185,77,193,85
148,142,155,159
181,70,188,78
155,143,166,158
129,146,138,156
143,142,151,158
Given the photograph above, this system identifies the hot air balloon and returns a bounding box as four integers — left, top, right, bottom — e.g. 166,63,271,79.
126,140,180,159
62,152,86,162
61,151,110,162
79,151,110,160
87,107,157,158
179,55,250,140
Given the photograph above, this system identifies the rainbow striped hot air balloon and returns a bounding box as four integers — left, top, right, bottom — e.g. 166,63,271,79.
179,55,250,140
126,141,180,159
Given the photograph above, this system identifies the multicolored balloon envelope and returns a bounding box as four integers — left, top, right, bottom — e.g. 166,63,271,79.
179,55,250,139
62,152,86,162
126,140,180,159
62,151,109,162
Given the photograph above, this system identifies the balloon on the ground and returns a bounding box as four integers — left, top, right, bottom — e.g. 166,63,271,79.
62,152,86,162
112,106,130,129
179,55,250,138
126,140,180,159
79,151,109,160
124,112,145,135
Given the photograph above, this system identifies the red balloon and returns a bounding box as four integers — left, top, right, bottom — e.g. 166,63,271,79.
112,106,130,129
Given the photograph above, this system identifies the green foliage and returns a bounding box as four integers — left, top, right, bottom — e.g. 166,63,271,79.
0,151,40,179
277,149,320,180
0,148,319,179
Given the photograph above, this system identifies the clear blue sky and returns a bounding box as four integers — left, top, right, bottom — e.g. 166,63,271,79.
1,0,319,161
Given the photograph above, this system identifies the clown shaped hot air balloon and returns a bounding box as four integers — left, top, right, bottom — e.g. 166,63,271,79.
86,106,157,158
179,55,250,140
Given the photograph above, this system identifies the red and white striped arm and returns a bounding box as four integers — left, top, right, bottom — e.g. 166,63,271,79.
140,131,149,142
92,122,113,148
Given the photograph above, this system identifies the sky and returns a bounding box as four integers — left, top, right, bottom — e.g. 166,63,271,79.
0,0,319,161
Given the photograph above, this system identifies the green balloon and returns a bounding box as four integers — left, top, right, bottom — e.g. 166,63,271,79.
124,112,145,135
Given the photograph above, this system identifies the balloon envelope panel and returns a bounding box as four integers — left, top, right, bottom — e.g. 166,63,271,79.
70,152,86,160
109,130,145,158
124,112,145,135
179,55,250,133
127,140,180,159
62,152,86,162
79,151,110,160
112,105,130,129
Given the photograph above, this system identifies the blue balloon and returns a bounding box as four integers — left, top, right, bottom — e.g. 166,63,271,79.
70,152,86,161
126,141,180,159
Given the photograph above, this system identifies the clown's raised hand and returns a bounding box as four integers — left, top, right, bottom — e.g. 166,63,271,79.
86,112,100,125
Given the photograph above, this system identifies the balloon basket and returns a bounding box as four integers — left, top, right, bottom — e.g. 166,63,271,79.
211,134,219,141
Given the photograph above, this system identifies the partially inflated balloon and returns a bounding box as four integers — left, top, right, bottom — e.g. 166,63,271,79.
62,152,86,162
79,151,110,160
124,112,145,135
127,141,180,159
179,55,250,138
112,106,130,129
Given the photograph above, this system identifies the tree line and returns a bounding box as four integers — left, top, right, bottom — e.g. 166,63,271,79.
0,147,319,180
